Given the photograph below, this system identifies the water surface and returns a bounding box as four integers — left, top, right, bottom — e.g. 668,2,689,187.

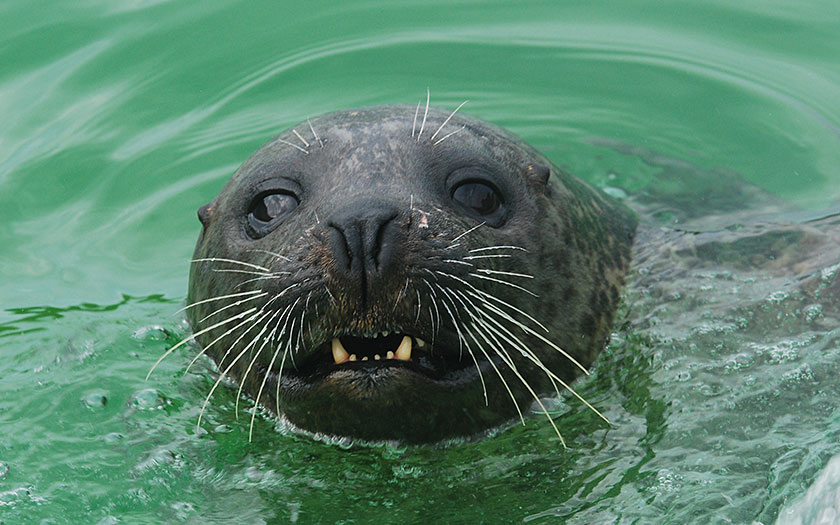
2,1,839,522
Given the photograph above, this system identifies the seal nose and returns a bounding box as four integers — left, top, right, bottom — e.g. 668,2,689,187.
327,201,401,300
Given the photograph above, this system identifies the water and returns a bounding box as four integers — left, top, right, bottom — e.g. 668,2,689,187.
2,1,839,522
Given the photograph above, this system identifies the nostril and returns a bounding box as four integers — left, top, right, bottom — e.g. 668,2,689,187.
372,212,398,270
326,203,402,289
327,224,354,271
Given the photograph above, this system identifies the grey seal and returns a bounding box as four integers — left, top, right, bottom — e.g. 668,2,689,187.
160,104,636,444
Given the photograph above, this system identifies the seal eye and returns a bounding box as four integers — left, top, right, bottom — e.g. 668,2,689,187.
452,181,502,217
247,191,298,235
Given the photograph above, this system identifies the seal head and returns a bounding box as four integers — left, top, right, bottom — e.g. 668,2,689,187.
187,105,636,443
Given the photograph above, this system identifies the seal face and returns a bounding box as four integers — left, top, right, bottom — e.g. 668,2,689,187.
186,105,636,443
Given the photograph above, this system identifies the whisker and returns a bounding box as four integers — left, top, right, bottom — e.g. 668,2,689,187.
468,273,538,297
463,254,513,261
416,88,430,141
195,307,276,431
473,269,534,280
308,119,324,148
174,290,263,315
212,269,273,277
434,270,549,333
469,246,528,253
447,222,485,248
442,259,474,267
292,129,310,149
192,307,273,375
275,137,309,155
234,307,287,418
246,248,292,262
411,100,421,137
198,292,269,323
476,298,588,375
435,285,486,404
433,125,465,146
473,311,608,424
145,307,257,380
430,100,468,142
235,275,295,289
192,258,270,273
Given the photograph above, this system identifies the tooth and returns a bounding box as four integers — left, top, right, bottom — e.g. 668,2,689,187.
386,351,395,359
349,354,357,361
382,331,389,337
374,354,381,360
415,338,426,348
332,338,349,364
362,356,368,361
395,335,412,361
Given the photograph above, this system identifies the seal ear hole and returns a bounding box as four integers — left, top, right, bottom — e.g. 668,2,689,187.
246,191,299,237
527,164,551,186
197,202,214,226
450,180,506,226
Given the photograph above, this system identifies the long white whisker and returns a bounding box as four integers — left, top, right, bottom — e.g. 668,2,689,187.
430,100,468,142
198,292,269,323
292,129,310,148
174,290,263,315
447,222,485,248
275,138,309,155
212,269,273,277
474,269,534,279
192,258,271,272
146,307,257,380
433,125,465,146
463,254,513,261
417,88,430,141
434,269,549,333
474,312,608,425
246,248,292,262
307,119,324,148
252,297,301,440
411,101,420,137
469,273,538,297
235,304,291,418
469,245,528,253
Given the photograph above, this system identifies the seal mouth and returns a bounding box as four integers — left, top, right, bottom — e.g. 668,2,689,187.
294,330,476,381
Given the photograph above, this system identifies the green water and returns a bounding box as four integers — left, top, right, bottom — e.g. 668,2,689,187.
2,1,839,523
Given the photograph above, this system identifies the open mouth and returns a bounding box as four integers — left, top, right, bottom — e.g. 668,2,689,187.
293,330,477,381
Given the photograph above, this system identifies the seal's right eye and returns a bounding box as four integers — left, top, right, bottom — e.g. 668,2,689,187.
247,191,298,236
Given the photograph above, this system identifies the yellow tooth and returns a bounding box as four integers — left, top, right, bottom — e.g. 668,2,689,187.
331,338,349,364
362,356,369,361
349,354,357,361
395,335,412,361
374,354,381,360
415,338,426,348
386,351,395,359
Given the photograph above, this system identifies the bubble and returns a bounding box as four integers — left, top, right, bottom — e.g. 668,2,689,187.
128,388,167,411
133,325,170,341
0,461,9,479
103,432,124,444
82,391,108,409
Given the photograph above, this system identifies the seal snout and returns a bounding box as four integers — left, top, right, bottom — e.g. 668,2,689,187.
326,200,402,304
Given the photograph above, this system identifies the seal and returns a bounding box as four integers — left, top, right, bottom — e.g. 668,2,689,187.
162,103,637,444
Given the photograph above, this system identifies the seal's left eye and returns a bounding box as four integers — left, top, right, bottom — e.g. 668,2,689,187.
248,192,298,234
452,181,502,217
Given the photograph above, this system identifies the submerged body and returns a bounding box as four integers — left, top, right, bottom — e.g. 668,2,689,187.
182,105,636,443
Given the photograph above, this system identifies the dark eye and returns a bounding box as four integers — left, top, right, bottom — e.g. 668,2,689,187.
452,181,502,217
248,192,298,233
